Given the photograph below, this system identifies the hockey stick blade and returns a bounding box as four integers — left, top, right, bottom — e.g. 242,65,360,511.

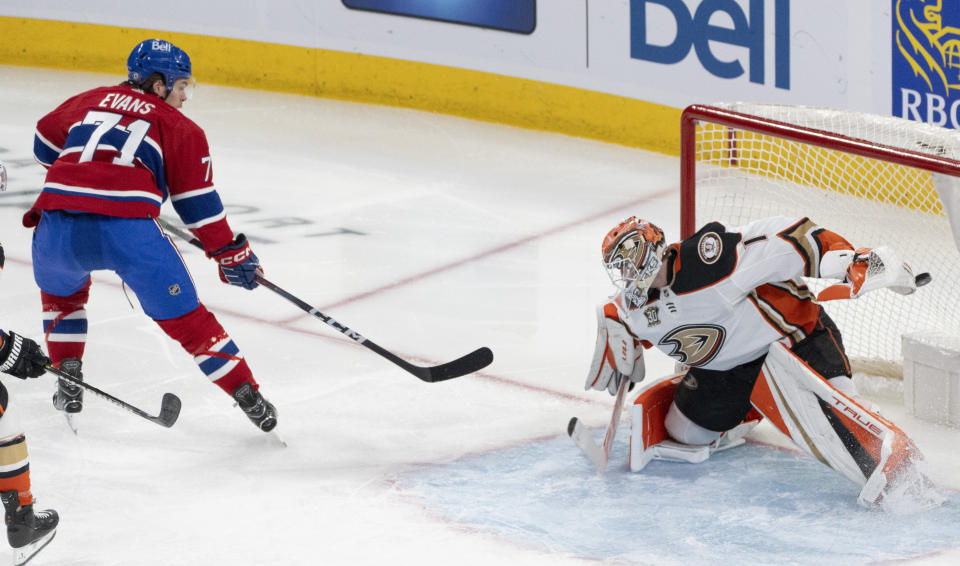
568,377,630,473
380,345,494,383
568,416,608,472
422,346,494,381
45,365,182,428
156,393,183,428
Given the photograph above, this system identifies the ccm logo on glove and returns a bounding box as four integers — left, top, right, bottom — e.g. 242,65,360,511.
218,247,252,266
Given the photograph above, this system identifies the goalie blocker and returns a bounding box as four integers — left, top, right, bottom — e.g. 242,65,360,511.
630,344,935,508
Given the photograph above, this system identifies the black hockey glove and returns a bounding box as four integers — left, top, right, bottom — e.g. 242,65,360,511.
0,331,50,379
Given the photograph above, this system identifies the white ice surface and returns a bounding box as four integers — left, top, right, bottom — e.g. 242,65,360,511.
0,65,957,565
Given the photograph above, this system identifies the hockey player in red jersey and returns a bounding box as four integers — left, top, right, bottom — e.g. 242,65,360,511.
25,39,277,433
0,241,59,565
585,215,935,508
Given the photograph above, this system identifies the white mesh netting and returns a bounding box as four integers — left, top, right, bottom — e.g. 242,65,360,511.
690,104,960,377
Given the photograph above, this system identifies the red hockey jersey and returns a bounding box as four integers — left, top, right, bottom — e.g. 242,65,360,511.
28,85,233,252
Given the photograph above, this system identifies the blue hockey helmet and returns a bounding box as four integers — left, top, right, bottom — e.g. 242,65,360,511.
127,39,192,91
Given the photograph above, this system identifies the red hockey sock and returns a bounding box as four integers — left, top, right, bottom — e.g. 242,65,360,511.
41,279,90,365
154,304,257,394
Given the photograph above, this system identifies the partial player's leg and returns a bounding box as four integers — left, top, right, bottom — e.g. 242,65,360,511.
31,211,93,418
42,285,87,419
154,304,277,432
0,384,58,565
104,218,277,433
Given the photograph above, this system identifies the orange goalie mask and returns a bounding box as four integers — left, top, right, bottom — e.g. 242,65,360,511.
602,217,665,306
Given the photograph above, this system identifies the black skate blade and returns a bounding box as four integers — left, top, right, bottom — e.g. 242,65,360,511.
12,528,56,566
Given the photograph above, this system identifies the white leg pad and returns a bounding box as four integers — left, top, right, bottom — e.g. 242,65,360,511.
629,375,683,472
751,342,927,507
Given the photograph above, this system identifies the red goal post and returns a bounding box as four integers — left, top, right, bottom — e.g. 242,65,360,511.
679,104,960,377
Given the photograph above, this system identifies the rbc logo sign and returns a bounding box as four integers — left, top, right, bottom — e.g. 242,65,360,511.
892,0,960,128
630,0,791,90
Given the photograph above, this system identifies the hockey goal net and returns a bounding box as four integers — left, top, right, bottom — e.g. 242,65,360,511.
681,104,960,378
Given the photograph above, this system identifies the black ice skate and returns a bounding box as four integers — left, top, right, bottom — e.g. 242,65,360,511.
232,382,278,433
1,491,58,566
51,358,83,434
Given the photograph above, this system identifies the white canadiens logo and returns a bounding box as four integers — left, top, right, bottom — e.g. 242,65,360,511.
698,232,722,264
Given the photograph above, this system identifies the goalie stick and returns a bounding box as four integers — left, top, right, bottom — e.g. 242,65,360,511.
568,375,629,472
44,364,181,428
156,217,493,383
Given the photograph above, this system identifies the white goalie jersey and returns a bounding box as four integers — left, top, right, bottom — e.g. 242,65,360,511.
615,216,856,371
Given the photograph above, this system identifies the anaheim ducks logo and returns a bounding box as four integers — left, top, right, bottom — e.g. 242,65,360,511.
658,324,725,367
698,232,722,264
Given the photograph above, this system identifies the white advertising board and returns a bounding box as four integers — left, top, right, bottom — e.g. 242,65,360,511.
0,0,894,113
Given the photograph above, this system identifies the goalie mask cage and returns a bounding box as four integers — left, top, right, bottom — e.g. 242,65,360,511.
680,104,960,378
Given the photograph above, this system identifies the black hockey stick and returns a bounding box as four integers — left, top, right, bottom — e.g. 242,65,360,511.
156,218,493,383
44,364,181,428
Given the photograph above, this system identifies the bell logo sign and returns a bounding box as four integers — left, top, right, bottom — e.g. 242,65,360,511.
630,0,791,90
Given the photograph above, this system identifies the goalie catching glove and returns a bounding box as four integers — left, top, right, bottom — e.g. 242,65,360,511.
210,234,263,290
585,302,645,395
817,246,925,302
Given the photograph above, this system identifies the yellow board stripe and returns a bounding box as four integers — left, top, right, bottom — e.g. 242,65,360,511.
0,17,682,155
